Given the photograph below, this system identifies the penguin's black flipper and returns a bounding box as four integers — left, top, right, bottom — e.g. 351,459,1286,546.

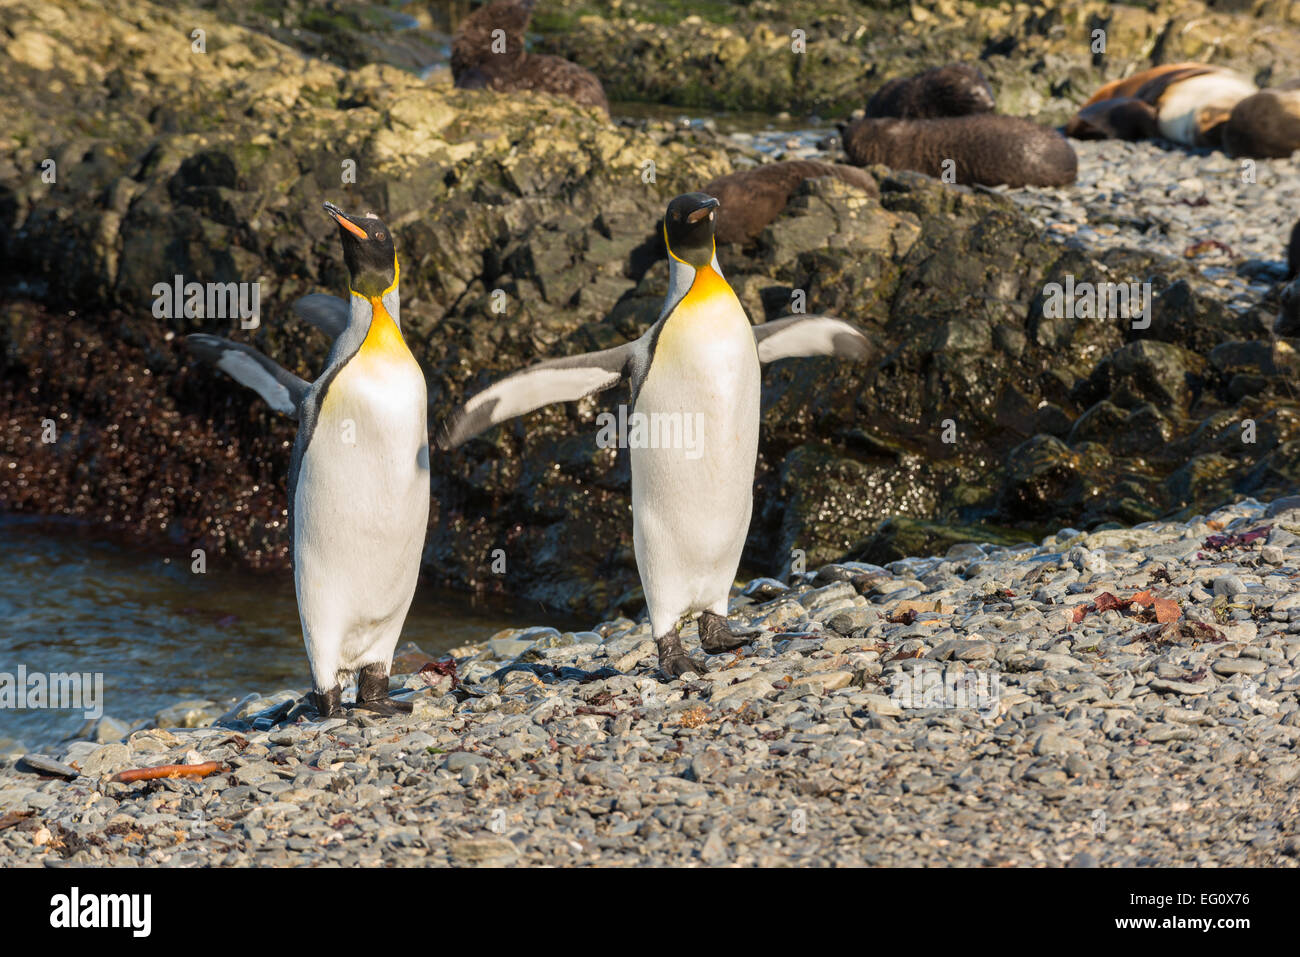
437,341,638,449
293,293,350,339
753,315,876,364
184,334,310,418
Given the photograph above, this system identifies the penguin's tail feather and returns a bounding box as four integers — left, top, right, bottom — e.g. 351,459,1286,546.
184,334,310,419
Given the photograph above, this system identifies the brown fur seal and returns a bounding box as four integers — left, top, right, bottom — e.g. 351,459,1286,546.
841,114,1078,188
1071,63,1255,146
1064,97,1159,141
1223,88,1300,158
452,0,609,116
702,161,879,245
1082,63,1219,106
865,64,996,119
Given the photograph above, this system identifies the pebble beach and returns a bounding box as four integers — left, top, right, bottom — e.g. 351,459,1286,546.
4,0,1300,878
3,495,1298,867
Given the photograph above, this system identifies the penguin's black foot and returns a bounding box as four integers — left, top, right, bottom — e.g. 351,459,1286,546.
355,663,414,716
656,634,708,680
354,696,414,716
699,610,757,654
311,687,344,719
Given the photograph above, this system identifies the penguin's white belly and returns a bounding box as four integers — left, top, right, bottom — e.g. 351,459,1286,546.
632,281,760,635
294,342,429,686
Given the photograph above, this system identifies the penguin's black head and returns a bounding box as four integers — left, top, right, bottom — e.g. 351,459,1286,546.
663,192,720,268
324,202,398,298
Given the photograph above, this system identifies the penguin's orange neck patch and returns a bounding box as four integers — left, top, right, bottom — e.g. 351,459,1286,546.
653,263,748,363
358,298,409,361
685,263,731,304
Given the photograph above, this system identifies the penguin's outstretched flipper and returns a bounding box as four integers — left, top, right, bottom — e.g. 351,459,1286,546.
184,334,309,418
753,315,875,364
293,293,350,339
437,341,637,449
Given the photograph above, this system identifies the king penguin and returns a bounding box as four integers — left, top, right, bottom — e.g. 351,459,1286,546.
185,202,430,717
439,192,874,678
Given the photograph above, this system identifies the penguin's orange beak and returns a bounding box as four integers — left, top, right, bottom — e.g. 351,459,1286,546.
324,202,368,240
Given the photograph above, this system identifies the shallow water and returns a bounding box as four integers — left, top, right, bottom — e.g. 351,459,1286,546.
0,517,545,748
611,100,832,136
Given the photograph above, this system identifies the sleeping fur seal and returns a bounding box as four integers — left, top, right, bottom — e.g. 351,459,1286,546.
865,64,996,119
1223,88,1300,159
1068,63,1256,147
452,0,609,116
842,114,1078,188
703,161,879,245
1064,97,1159,141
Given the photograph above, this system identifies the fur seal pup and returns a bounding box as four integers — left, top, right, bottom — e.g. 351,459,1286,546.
703,161,879,245
438,193,875,678
1064,97,1159,141
452,0,609,116
841,114,1078,188
865,63,996,119
1223,88,1300,158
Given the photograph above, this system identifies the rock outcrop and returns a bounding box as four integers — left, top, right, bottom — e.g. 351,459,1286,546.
3,0,1300,621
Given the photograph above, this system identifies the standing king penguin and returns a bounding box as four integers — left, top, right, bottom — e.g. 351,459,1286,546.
186,203,429,716
439,192,873,677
